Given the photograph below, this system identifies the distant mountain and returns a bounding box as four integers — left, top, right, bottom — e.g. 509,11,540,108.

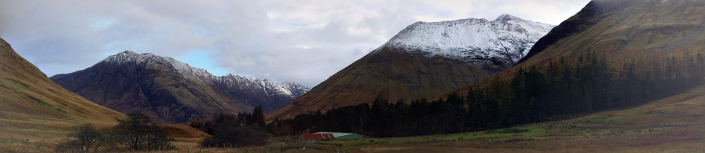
0,37,124,127
267,14,554,120
50,51,309,123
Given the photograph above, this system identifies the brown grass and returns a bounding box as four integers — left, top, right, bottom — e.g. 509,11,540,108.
0,38,125,153
160,124,209,139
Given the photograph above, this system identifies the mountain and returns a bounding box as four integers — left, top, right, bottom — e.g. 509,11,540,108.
50,51,309,123
433,0,705,100
0,38,125,151
388,14,554,67
267,14,554,120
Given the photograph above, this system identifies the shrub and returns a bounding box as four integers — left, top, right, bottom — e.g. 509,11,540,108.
201,124,267,147
115,113,175,151
55,124,111,153
56,113,175,152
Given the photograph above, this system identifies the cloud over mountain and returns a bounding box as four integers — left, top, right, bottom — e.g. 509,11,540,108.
0,0,588,87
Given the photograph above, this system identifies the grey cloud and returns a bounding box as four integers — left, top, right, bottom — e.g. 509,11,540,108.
0,0,589,88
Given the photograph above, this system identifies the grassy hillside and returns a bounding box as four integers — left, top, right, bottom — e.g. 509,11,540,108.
0,38,125,152
520,0,705,67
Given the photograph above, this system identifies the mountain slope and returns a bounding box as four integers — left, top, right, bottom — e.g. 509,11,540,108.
50,51,309,123
520,0,705,66
267,15,553,120
0,38,125,152
0,38,123,123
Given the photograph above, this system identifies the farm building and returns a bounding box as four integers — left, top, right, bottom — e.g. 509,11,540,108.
302,133,335,143
314,132,365,139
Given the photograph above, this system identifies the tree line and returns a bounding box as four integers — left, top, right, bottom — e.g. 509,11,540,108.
268,53,705,138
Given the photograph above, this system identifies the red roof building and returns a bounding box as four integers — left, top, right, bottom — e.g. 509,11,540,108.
302,133,335,143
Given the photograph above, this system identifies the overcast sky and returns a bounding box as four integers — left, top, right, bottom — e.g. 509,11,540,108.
0,0,590,88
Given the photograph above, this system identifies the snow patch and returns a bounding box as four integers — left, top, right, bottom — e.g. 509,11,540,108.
378,14,554,64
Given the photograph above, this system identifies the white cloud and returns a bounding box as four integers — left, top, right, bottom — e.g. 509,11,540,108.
425,0,476,13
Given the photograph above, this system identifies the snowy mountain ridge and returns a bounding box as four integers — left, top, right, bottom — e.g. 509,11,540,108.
378,14,554,65
102,50,310,100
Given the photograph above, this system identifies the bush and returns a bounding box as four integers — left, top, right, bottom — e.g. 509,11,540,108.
201,124,267,148
115,113,175,151
55,124,111,153
57,113,175,152
193,111,269,148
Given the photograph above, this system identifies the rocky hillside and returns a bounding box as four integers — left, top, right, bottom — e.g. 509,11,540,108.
51,51,309,123
267,15,553,120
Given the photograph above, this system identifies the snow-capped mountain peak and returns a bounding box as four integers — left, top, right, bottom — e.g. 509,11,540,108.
100,51,310,100
218,74,310,99
102,50,216,80
495,14,519,22
378,14,554,66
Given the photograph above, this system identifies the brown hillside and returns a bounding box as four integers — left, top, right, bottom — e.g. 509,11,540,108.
0,38,124,152
160,124,209,138
431,0,705,100
267,46,494,120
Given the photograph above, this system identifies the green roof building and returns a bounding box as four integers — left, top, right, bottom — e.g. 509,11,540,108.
314,132,365,139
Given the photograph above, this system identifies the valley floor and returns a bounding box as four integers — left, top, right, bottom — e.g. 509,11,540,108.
4,85,705,153
334,85,705,153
